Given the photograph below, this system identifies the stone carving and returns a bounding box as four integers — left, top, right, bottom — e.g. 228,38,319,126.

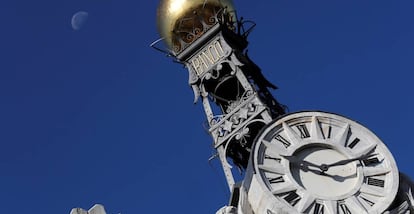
70,204,106,214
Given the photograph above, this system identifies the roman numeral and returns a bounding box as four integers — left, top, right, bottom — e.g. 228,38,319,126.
275,135,291,148
363,157,380,166
269,176,284,184
367,177,385,187
325,125,332,139
348,138,360,149
296,124,310,138
339,203,352,214
283,191,301,206
360,196,375,206
264,155,281,162
313,203,324,214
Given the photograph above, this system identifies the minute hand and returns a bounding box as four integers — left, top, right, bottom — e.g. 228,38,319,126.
320,153,377,172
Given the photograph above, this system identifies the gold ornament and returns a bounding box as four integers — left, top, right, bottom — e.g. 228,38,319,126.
157,0,235,53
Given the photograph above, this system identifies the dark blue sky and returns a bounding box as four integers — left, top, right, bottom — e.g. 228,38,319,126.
1,1,413,213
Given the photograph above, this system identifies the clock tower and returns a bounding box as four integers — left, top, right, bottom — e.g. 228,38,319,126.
153,1,414,213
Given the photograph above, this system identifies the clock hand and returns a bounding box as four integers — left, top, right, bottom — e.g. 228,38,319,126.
320,153,377,172
279,154,300,163
280,155,359,177
280,155,322,171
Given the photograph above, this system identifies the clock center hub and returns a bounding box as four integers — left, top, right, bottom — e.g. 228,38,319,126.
290,146,360,199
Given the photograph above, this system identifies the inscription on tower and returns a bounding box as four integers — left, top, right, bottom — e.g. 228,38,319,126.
190,39,225,76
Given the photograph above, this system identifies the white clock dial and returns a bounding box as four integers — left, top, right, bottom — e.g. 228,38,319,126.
252,111,399,214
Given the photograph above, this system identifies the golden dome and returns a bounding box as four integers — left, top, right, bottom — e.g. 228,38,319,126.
157,0,235,53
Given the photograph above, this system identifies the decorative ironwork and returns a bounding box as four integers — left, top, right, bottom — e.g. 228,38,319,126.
210,94,265,142
171,5,235,54
225,90,254,113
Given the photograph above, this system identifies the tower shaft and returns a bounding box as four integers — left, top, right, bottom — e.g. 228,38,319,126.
176,23,285,190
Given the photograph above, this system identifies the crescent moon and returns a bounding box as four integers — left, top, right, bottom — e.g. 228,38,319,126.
71,11,88,31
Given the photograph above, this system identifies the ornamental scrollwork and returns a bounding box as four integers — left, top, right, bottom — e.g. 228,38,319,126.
172,5,235,54
225,90,254,113
211,95,262,141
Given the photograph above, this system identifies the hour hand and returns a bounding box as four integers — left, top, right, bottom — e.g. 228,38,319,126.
280,155,321,171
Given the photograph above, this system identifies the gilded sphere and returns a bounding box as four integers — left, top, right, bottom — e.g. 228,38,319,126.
157,0,235,51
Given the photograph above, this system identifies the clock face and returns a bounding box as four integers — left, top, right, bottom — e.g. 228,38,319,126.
252,111,399,214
